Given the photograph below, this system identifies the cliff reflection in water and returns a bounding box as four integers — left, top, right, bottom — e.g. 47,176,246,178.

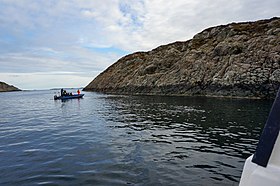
98,94,272,182
0,91,273,185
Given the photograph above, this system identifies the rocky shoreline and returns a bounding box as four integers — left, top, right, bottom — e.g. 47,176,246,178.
0,82,21,92
84,17,280,99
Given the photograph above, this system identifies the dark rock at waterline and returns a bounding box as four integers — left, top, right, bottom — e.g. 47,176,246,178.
84,17,280,99
0,81,21,92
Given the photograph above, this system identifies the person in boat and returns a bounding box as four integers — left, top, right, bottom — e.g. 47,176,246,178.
61,88,64,96
77,89,80,95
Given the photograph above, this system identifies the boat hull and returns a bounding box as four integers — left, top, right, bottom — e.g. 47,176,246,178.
54,94,84,100
239,87,280,185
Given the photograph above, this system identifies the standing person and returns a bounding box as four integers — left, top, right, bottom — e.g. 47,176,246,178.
61,88,63,96
77,89,80,95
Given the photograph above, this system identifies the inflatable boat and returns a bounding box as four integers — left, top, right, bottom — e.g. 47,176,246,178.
54,94,84,100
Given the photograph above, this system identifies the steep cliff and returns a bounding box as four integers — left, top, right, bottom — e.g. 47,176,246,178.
0,82,21,92
84,17,280,99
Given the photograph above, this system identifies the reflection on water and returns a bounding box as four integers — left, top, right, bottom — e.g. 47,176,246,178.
97,94,271,184
0,90,272,185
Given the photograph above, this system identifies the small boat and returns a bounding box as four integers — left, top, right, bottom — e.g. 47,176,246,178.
54,94,84,100
239,87,280,186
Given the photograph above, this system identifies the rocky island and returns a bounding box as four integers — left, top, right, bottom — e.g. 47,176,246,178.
0,81,21,92
84,17,280,99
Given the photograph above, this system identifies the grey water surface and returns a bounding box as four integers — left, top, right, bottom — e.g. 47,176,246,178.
0,90,273,185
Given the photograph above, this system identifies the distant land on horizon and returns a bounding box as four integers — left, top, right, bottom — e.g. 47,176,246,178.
0,81,21,92
84,17,280,99
50,87,84,92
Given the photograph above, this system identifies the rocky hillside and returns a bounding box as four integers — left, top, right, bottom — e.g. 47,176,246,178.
0,82,21,92
84,17,280,99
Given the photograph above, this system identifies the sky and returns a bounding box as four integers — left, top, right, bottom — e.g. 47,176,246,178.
0,0,279,90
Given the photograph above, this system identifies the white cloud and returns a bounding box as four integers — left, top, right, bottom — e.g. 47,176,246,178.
0,72,96,90
81,10,99,18
0,0,279,89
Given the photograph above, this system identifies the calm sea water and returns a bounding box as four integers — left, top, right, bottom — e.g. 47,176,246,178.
0,90,273,185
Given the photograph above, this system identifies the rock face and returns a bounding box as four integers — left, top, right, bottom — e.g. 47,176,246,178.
84,17,280,99
0,82,21,92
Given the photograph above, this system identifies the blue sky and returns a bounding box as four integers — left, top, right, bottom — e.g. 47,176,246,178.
0,0,279,89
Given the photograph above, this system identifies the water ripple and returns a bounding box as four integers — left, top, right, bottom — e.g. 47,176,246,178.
0,90,273,185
